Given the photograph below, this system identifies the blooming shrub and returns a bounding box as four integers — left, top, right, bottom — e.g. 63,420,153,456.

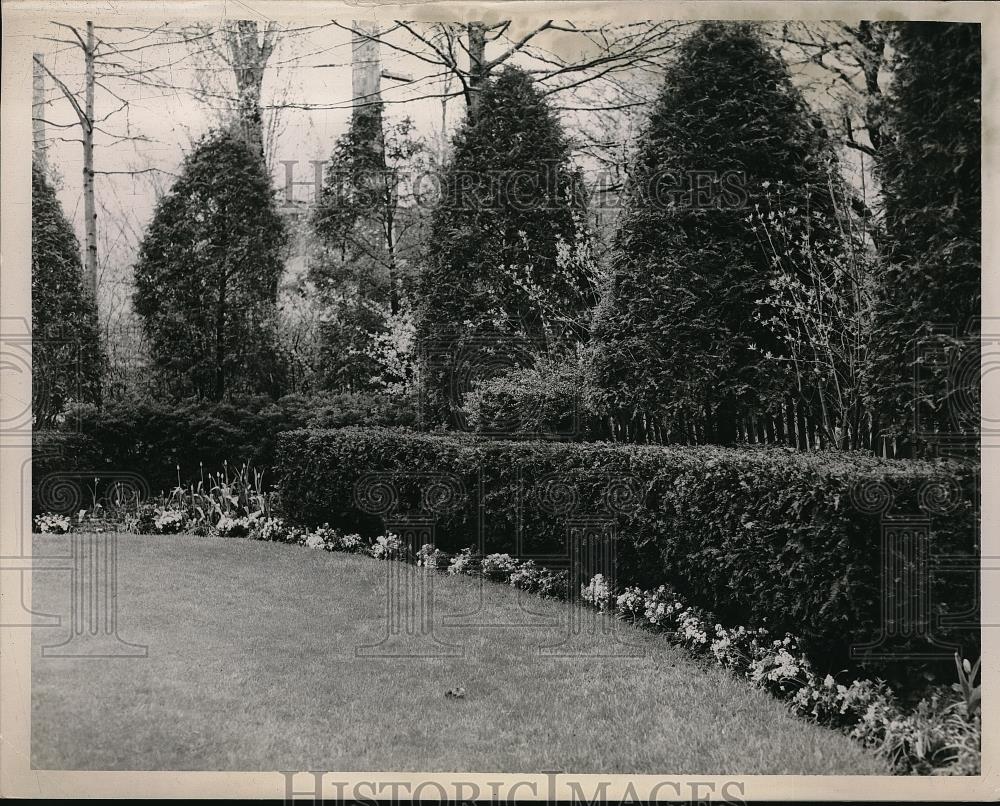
615,586,646,622
447,547,481,576
481,553,519,583
370,533,402,560
581,574,613,610
415,543,450,570
34,512,71,534
153,509,186,534
509,560,544,592
312,524,340,550
215,515,254,538
303,532,326,549
536,568,570,599
338,533,364,553
643,585,684,629
250,517,290,542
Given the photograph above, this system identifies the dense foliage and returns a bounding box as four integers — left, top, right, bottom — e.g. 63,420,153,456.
875,22,981,454
31,165,103,427
133,132,289,400
276,426,978,682
589,22,842,444
459,356,607,439
309,106,428,393
32,392,417,511
416,66,596,427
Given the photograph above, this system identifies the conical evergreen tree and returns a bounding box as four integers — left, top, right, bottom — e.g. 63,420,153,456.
31,164,103,426
133,131,288,400
416,66,594,427
875,22,981,455
589,22,838,444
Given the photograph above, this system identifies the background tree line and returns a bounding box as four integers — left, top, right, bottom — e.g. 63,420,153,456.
32,19,980,457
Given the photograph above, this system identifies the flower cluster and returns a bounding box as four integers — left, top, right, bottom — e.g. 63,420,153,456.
614,586,646,622
370,533,402,560
153,508,186,534
215,514,256,538
481,553,519,583
34,512,71,534
581,573,613,610
415,543,450,570
447,547,482,576
250,517,289,542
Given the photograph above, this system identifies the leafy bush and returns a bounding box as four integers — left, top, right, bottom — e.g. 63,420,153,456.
34,392,417,507
461,357,607,440
481,552,519,583
275,426,978,682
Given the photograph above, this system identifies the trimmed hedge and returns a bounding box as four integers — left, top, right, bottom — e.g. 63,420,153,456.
33,393,418,512
275,427,979,682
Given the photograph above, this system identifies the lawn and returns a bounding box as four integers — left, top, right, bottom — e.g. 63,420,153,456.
31,533,889,773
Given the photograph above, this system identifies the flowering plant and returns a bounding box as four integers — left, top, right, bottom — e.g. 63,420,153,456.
581,573,613,610
370,533,402,560
509,560,543,592
215,514,255,538
615,586,646,622
482,553,519,583
339,533,364,553
34,512,71,534
447,547,482,576
153,508,186,534
416,543,450,570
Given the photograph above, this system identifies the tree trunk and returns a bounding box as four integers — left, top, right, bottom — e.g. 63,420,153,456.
466,22,487,122
32,52,47,174
83,22,97,301
226,20,275,162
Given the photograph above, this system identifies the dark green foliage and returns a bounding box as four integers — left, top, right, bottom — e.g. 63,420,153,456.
276,427,978,682
35,393,417,510
133,131,289,400
416,67,596,426
460,357,607,439
310,108,428,393
875,22,981,452
31,165,103,427
589,22,838,443
32,430,101,516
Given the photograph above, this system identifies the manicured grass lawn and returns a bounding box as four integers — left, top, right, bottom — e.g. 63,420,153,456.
31,533,889,773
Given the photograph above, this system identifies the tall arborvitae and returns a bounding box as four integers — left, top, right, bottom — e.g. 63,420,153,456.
589,22,838,444
133,132,288,400
416,66,594,427
32,164,103,426
875,22,981,455
310,105,428,393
